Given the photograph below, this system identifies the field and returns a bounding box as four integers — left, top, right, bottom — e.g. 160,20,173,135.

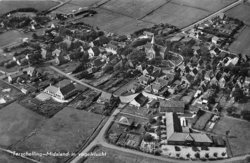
0,151,33,163
226,4,250,25
0,0,59,15
172,0,237,12
229,26,250,56
75,8,153,35
212,117,250,156
0,30,26,48
84,145,171,163
0,102,45,147
61,0,239,34
12,107,104,163
142,2,210,28
101,0,167,19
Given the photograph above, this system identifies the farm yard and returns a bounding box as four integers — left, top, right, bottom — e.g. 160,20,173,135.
0,102,45,147
0,0,59,15
12,107,104,163
229,26,250,56
212,117,250,157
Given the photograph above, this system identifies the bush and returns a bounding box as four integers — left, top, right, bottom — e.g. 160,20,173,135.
195,152,200,159
201,146,209,151
186,153,190,158
175,146,181,151
205,153,209,158
192,146,200,152
213,152,218,157
176,153,180,157
221,152,226,156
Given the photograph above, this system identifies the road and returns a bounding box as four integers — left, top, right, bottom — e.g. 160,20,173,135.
49,66,107,93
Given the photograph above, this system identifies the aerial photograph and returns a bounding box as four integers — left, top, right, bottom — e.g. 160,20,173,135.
0,0,250,163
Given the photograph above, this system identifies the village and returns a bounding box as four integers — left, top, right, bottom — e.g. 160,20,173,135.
0,2,250,163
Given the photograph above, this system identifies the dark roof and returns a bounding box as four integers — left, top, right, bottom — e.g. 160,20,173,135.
159,100,185,113
92,46,100,56
134,93,148,107
58,79,75,95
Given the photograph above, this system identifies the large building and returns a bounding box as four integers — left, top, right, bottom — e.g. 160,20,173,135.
166,112,213,146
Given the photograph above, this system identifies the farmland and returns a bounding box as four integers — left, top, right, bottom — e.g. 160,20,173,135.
61,0,239,34
0,30,27,48
226,4,250,25
0,0,59,15
212,117,250,156
0,102,45,147
142,2,210,28
229,26,250,56
12,107,104,163
85,146,171,163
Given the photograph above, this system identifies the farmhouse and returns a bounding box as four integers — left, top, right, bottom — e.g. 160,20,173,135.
44,79,76,100
166,112,212,146
130,93,148,107
97,92,113,104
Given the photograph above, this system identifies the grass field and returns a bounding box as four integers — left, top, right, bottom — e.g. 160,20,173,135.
101,0,166,19
77,8,152,34
0,30,26,48
229,26,250,56
172,0,237,12
85,145,171,163
0,151,33,163
0,0,59,15
0,102,45,147
212,117,250,156
226,4,250,25
142,2,210,28
12,107,104,163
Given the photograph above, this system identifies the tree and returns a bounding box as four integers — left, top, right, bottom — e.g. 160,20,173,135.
232,87,244,102
205,153,209,158
213,152,218,157
226,106,237,115
149,117,156,124
186,153,190,158
194,152,200,159
143,133,154,142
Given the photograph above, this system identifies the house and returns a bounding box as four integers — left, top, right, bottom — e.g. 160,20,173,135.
105,42,118,54
159,100,185,114
52,48,61,57
55,55,68,65
97,92,112,104
212,36,220,44
166,112,213,146
138,75,151,85
130,93,148,107
143,31,154,38
117,116,134,126
44,79,76,100
244,77,250,86
87,46,100,58
7,72,23,83
210,47,221,57
22,67,36,77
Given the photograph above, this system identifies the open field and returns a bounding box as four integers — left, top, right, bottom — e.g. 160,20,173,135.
172,0,237,12
0,102,45,147
226,4,250,25
142,2,210,28
76,8,153,34
0,30,25,48
12,107,104,163
229,26,250,56
101,0,167,19
212,117,250,156
0,151,33,163
0,0,59,15
85,145,171,163
70,0,104,7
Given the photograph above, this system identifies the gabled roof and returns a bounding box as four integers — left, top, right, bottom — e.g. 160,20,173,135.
57,79,75,96
118,116,132,126
99,92,112,102
160,100,185,113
